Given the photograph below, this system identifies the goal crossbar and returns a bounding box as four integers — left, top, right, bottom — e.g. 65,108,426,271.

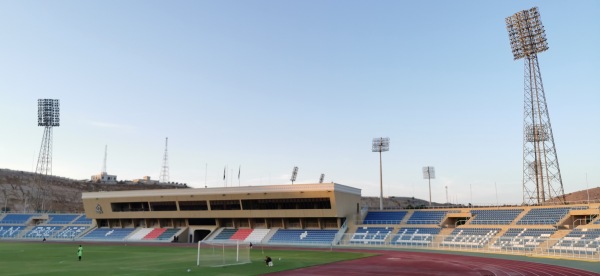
197,240,251,267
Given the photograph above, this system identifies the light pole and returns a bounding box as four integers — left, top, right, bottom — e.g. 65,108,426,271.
506,7,565,204
290,166,298,185
423,166,435,207
372,137,390,210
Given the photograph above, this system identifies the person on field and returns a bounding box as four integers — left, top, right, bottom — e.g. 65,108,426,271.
265,256,273,267
77,245,83,261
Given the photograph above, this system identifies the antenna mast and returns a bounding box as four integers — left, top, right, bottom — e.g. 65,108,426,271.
102,145,108,174
159,137,170,183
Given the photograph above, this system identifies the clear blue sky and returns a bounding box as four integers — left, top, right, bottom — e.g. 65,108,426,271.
0,1,598,205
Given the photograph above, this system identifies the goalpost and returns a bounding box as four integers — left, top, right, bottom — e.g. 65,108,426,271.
197,240,251,267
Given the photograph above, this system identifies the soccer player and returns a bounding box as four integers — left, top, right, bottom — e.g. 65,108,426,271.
265,256,272,267
77,245,83,261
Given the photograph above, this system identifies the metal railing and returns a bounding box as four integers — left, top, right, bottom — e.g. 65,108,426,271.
337,234,600,262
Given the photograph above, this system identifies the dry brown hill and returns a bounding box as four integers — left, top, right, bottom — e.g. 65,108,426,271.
0,168,185,212
563,186,600,204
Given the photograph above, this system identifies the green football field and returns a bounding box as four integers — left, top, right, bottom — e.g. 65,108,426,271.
0,241,374,275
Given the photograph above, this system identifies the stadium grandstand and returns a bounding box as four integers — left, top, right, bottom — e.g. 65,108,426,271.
1,183,599,261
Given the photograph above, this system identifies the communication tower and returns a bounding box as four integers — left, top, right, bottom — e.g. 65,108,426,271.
506,7,565,204
159,137,169,183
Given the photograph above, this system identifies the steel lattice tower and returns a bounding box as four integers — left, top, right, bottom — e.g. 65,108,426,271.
35,99,60,176
159,137,169,183
506,7,565,205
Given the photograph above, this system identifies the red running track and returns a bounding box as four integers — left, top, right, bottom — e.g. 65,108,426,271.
269,250,600,276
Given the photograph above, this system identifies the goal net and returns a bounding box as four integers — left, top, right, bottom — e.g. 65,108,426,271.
197,241,251,267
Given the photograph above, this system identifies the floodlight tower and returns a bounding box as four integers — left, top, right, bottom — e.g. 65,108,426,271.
422,166,435,207
319,173,325,184
35,99,60,176
159,137,169,183
290,166,298,185
506,7,565,204
372,137,389,210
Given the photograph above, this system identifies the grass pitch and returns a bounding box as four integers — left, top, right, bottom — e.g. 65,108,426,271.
0,241,374,275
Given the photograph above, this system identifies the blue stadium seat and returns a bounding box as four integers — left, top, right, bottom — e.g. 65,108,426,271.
80,228,136,241
55,226,89,239
350,227,393,244
268,229,337,244
491,228,555,251
517,207,588,225
362,211,408,224
72,215,93,224
406,211,447,225
47,214,80,224
0,225,26,238
212,228,237,240
391,227,441,246
550,228,600,255
0,214,34,224
470,209,523,225
442,228,500,248
23,226,63,239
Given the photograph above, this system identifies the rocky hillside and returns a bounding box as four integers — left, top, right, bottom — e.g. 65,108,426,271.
563,186,600,203
0,169,184,213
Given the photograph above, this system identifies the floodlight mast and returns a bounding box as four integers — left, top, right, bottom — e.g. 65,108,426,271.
35,99,60,176
319,174,325,184
290,166,298,185
372,137,389,210
506,7,565,205
422,166,435,207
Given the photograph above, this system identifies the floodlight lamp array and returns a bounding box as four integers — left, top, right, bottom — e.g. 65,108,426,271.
422,166,435,179
290,166,298,182
38,99,60,127
525,124,549,142
372,137,390,152
506,7,548,60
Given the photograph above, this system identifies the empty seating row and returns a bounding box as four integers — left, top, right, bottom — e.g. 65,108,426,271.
517,207,586,225
268,229,337,244
350,227,393,244
470,209,523,225
54,226,89,239
362,211,408,224
442,228,500,248
0,214,34,224
47,214,80,224
213,228,237,240
72,215,93,224
157,228,180,241
392,227,441,246
244,229,270,243
550,228,600,254
128,228,154,240
23,226,62,238
80,228,136,241
212,228,271,243
0,225,26,238
406,211,447,225
490,228,555,251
